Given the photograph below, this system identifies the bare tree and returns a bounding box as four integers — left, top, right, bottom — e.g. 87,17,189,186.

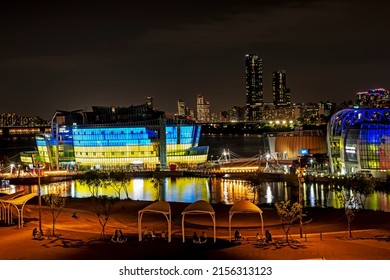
274,200,303,243
42,194,67,237
78,171,117,239
95,195,117,238
334,186,359,239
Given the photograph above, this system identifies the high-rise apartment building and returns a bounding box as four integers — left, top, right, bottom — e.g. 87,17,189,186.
245,54,263,121
272,70,291,108
196,94,210,122
177,99,186,116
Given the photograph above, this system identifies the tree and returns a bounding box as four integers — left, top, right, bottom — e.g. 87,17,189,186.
78,170,109,197
151,170,164,201
335,187,359,239
78,171,117,238
108,171,129,199
274,200,303,243
42,193,67,237
95,195,117,238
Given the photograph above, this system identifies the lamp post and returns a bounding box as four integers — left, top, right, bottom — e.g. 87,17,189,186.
10,163,15,176
296,168,304,238
37,163,43,235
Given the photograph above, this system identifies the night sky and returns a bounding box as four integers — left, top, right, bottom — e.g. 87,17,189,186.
1,0,389,120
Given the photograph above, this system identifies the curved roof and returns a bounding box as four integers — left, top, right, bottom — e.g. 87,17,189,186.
181,200,216,243
138,201,172,242
138,201,171,215
182,200,215,214
229,200,262,214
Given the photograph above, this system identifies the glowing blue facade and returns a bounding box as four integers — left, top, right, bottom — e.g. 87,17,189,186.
327,108,390,177
35,107,208,170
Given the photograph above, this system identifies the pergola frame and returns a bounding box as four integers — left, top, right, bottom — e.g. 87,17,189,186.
181,200,216,243
228,200,264,242
138,201,172,242
1,193,37,228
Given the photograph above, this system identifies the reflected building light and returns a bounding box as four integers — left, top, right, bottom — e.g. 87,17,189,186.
132,178,144,200
309,184,315,207
303,183,307,207
266,185,273,204
71,180,76,198
283,182,288,202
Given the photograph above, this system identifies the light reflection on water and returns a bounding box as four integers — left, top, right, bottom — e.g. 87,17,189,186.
4,177,390,212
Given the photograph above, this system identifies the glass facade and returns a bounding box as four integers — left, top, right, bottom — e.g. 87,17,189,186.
36,121,208,170
327,107,390,176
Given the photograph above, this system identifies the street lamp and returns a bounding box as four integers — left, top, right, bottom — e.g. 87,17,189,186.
296,168,304,238
37,163,43,235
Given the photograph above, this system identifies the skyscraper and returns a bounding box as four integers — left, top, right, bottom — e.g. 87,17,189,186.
196,94,210,122
272,70,291,108
177,99,186,116
245,54,263,121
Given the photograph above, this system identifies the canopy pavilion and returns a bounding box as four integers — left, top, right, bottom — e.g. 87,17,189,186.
229,200,264,242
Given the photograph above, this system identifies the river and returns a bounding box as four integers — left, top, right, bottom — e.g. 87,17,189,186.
1,134,390,211
2,176,389,212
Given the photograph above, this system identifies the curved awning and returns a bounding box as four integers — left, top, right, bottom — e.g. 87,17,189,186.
229,200,264,242
138,201,172,242
2,193,37,228
181,200,216,243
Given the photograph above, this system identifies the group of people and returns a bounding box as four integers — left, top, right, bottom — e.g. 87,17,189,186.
142,227,167,241
192,231,207,244
111,229,127,243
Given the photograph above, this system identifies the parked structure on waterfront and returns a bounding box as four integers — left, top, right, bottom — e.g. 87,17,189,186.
33,103,208,171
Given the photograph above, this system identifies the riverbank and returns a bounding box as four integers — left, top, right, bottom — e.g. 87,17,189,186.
1,198,389,260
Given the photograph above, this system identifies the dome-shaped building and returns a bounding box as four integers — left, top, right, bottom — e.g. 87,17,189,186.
327,107,390,178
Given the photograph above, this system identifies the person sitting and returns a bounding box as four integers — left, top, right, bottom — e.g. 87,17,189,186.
32,228,38,239
150,230,156,240
234,230,242,241
266,230,272,242
142,227,148,241
200,231,207,243
192,232,199,243
256,233,261,243
161,230,167,240
111,229,119,242
117,229,127,243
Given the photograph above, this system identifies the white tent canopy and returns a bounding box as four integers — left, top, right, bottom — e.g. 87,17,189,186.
229,200,264,242
138,201,171,242
181,200,216,243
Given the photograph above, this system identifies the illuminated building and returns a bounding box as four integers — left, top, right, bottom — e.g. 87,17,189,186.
272,70,291,109
245,54,263,121
35,104,208,171
196,95,210,122
327,107,390,178
177,99,186,117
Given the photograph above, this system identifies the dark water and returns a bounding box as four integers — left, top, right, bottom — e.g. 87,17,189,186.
2,177,389,212
199,134,264,160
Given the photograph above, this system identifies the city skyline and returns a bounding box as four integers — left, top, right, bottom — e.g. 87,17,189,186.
1,0,389,120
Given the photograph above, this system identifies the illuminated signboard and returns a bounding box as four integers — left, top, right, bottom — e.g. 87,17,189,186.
300,149,309,155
